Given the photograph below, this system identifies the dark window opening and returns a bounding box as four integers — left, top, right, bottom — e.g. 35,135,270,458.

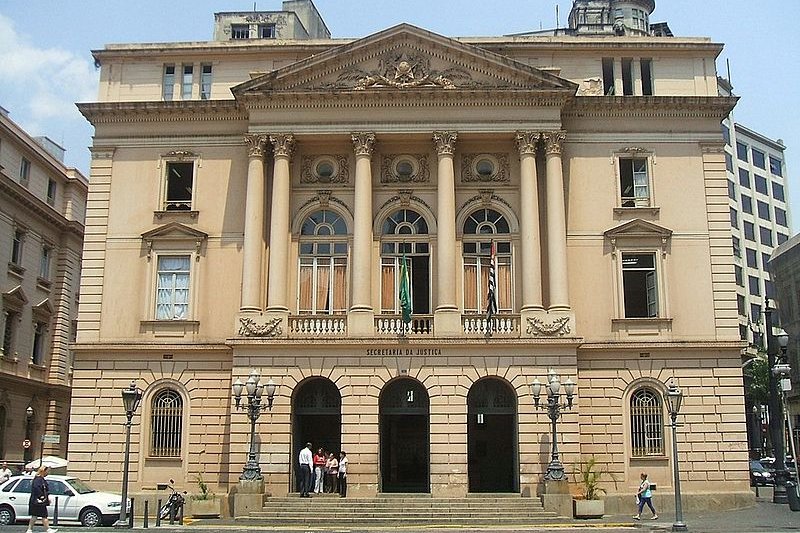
622,253,658,318
165,162,194,211
602,58,615,95
640,58,653,95
621,58,634,95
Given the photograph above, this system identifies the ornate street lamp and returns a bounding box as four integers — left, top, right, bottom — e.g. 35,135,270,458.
531,369,575,481
665,382,687,533
115,381,142,528
764,303,790,504
232,370,277,481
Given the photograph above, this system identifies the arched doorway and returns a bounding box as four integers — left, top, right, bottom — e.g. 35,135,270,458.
379,378,430,493
467,378,518,492
292,378,341,491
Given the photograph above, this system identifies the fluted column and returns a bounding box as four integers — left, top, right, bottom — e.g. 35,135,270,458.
433,131,461,336
240,134,268,312
265,134,295,313
543,131,570,311
516,131,543,312
348,132,376,336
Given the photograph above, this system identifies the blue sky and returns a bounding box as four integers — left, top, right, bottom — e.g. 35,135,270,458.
0,0,797,230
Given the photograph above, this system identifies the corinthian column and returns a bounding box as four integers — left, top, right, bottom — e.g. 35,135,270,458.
265,134,295,313
348,132,376,336
433,131,461,336
516,131,543,313
240,134,267,312
543,131,570,311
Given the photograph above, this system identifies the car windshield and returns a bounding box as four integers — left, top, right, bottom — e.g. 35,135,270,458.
66,477,96,494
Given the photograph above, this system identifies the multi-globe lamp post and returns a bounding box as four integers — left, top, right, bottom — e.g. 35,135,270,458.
530,369,575,481
764,302,791,504
664,382,687,532
232,370,277,481
115,381,142,528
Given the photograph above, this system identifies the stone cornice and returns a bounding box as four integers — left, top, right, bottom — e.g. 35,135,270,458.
77,100,247,125
564,95,738,120
579,340,747,351
0,172,85,239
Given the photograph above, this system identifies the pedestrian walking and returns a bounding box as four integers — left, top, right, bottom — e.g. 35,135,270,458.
27,465,57,533
338,450,348,498
298,442,314,498
633,472,658,520
313,447,326,493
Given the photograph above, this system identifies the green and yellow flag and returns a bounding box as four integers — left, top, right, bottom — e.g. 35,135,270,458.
399,255,412,324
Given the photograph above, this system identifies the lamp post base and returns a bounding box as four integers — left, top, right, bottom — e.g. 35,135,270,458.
544,459,566,481
671,521,688,532
112,519,132,528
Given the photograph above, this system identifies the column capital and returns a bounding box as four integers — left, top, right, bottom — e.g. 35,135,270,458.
433,131,458,156
244,134,268,158
542,131,567,156
515,131,541,156
269,134,296,159
351,132,376,157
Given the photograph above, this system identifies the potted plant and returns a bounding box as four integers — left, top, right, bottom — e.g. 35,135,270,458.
573,457,614,518
187,474,222,518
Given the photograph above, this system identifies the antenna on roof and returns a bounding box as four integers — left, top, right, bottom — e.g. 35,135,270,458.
556,5,560,28
726,58,732,85
253,2,257,11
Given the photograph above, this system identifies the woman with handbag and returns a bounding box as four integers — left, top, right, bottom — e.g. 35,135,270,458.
27,465,57,533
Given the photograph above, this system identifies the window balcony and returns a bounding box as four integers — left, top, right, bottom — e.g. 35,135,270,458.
374,314,433,337
289,315,347,337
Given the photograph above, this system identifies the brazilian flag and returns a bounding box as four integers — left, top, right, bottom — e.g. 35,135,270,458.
399,255,412,325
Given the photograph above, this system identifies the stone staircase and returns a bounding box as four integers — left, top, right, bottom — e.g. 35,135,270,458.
242,493,561,527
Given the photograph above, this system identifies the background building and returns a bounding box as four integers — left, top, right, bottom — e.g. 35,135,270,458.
69,0,752,513
0,107,87,465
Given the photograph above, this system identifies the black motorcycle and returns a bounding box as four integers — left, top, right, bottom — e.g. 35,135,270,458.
158,479,186,521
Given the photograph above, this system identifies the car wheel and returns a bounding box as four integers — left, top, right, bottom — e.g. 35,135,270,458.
0,504,15,525
80,506,103,527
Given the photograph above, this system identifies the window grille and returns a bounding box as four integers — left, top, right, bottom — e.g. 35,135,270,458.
630,387,664,456
150,389,183,457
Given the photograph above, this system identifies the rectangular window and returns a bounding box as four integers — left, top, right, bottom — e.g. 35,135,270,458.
39,245,51,280
298,256,347,314
778,233,788,245
11,229,24,265
757,200,771,221
380,253,431,315
621,58,634,96
181,64,193,99
762,253,771,270
156,255,191,320
622,253,658,318
164,161,194,211
200,64,212,100
725,152,733,172
231,24,249,39
640,58,653,95
739,169,750,188
162,65,175,101
730,207,738,228
463,252,512,313
769,156,783,177
773,182,785,202
721,125,731,145
749,276,760,296
760,226,773,247
735,265,743,287
19,158,30,186
2,310,18,356
746,248,758,269
765,280,776,300
32,322,46,365
737,294,746,315
602,58,615,95
619,158,649,207
727,180,736,200
744,221,755,241
741,195,752,214
732,236,741,258
755,175,768,195
736,141,748,161
46,178,56,205
258,23,276,38
752,149,766,169
751,303,761,324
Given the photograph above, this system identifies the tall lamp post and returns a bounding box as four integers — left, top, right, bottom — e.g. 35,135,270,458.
765,302,790,504
531,369,575,481
115,381,142,528
232,370,277,481
665,382,687,532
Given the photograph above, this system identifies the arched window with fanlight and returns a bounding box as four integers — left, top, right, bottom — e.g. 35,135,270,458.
462,208,512,313
298,210,348,314
630,387,664,457
150,388,183,457
380,209,430,315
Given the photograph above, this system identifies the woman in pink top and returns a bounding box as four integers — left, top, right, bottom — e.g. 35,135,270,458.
326,452,338,493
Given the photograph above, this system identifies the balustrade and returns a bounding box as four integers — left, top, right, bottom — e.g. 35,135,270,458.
288,315,347,337
374,314,434,337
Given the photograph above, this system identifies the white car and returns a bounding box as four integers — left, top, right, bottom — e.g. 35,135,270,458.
0,475,130,527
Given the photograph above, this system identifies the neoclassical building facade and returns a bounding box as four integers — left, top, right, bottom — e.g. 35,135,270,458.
70,0,752,511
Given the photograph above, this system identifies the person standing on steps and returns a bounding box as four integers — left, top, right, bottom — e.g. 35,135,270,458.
313,447,326,494
633,472,658,520
298,442,314,498
338,450,348,498
326,452,338,493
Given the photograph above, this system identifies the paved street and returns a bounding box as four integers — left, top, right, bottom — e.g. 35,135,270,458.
6,489,798,533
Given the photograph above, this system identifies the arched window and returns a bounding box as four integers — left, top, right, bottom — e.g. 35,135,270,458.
630,387,664,456
380,209,430,314
462,208,512,313
150,389,183,457
298,210,348,314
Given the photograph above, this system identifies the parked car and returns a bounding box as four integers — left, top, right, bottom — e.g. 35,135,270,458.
749,460,774,486
0,475,130,527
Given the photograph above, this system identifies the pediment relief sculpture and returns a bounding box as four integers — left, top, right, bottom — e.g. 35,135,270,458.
461,153,509,183
300,154,350,184
381,154,430,183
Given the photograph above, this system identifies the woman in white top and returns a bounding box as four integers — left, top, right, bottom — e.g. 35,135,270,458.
338,451,348,498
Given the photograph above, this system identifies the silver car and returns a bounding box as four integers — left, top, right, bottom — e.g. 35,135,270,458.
0,475,130,527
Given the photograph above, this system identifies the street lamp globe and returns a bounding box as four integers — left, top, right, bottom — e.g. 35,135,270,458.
665,383,683,417
777,332,789,350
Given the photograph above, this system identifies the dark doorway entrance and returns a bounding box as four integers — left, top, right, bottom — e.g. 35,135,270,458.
379,378,430,493
467,377,518,492
292,378,341,492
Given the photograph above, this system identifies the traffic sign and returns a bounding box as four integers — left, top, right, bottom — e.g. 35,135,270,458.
22,439,31,449
41,434,60,444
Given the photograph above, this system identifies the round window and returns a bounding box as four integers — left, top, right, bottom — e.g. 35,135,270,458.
315,159,336,181
393,157,417,181
475,158,495,179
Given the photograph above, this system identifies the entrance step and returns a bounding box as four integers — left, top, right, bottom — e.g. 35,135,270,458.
241,494,560,526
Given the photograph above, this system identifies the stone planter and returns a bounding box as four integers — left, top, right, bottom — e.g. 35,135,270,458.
573,498,604,519
187,496,222,518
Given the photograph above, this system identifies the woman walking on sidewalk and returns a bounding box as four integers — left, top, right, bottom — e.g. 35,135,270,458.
634,472,658,520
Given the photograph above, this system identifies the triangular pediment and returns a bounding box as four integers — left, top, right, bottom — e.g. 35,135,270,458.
233,24,577,95
2,285,28,308
142,222,208,242
32,298,54,316
604,219,673,240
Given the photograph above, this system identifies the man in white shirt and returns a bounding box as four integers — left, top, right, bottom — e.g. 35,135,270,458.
298,442,313,497
0,462,12,483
